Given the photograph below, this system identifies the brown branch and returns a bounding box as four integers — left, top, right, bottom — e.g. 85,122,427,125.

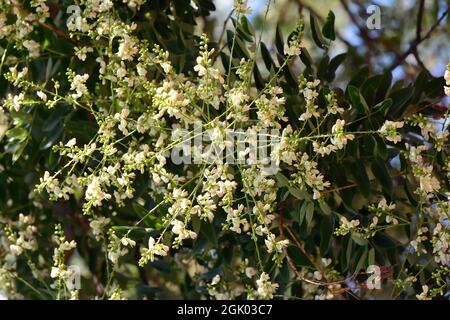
278,200,330,283
35,20,80,46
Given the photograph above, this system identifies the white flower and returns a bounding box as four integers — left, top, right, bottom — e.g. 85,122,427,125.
124,0,145,8
117,36,138,61
211,275,221,285
171,220,197,240
74,46,93,61
65,138,77,147
256,272,278,299
59,240,76,251
378,120,404,143
335,216,360,236
50,267,61,278
89,217,111,238
445,86,450,97
264,233,289,254
85,177,111,206
160,62,172,74
70,74,89,99
331,119,355,149
416,285,431,300
23,40,40,58
233,0,252,15
444,70,450,83
120,237,136,247
139,237,169,265
245,267,257,278
419,174,440,194
284,43,301,56
136,63,147,78
9,244,23,256
11,93,25,112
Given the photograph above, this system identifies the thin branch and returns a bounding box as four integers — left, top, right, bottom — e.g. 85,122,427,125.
412,0,430,72
35,20,80,46
416,0,425,41
389,8,449,70
295,0,353,48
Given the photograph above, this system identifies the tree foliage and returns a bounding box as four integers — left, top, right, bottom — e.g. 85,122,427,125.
0,0,449,300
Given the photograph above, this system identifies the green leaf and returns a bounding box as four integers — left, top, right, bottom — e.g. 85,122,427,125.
317,55,330,81
345,237,353,270
275,172,289,187
297,200,307,226
373,98,393,115
299,47,313,69
375,71,393,103
361,74,384,106
12,141,27,163
352,232,368,246
348,66,369,88
348,85,370,117
111,226,157,239
352,161,371,198
261,42,275,70
320,215,335,254
5,127,28,140
289,186,310,201
275,25,284,55
322,11,336,40
131,203,162,229
253,64,265,90
371,157,393,195
319,201,332,215
232,17,254,43
305,201,314,228
368,248,376,266
327,52,347,82
387,86,414,119
10,111,32,125
200,220,217,247
40,122,64,150
354,247,368,272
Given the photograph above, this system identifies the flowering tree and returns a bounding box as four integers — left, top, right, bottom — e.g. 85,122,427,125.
0,0,449,300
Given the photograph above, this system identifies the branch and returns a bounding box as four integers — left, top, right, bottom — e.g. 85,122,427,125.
389,8,449,71
339,0,373,72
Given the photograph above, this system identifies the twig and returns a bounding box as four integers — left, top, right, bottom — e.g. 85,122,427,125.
35,20,80,46
295,0,352,48
217,10,234,48
412,0,429,72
